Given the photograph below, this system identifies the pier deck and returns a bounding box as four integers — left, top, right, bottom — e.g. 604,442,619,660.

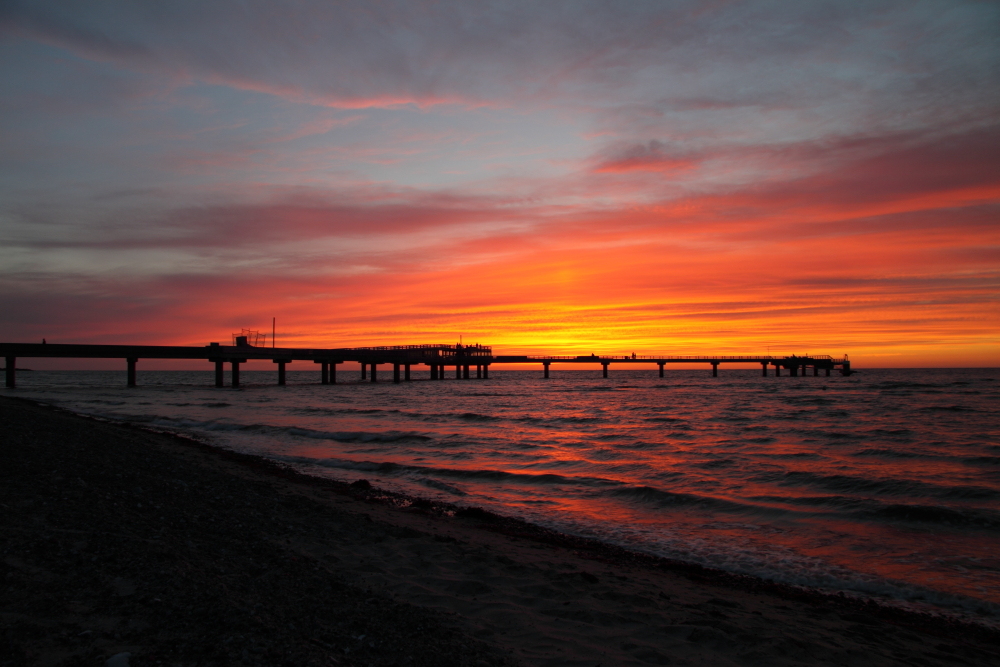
1,342,851,388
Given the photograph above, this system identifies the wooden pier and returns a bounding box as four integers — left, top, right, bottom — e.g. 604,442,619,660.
1,341,851,388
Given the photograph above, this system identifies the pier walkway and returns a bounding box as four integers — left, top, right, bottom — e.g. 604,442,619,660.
1,341,851,388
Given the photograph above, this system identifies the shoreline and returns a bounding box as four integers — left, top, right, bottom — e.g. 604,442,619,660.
3,395,998,666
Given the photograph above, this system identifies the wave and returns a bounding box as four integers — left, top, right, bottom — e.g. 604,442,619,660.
695,458,735,468
852,448,925,459
418,477,467,496
601,485,781,516
146,417,431,443
293,406,398,416
273,455,621,488
456,412,503,422
515,414,606,424
858,503,1000,529
750,494,1000,529
749,494,866,510
863,428,913,438
871,381,948,390
774,470,1000,501
816,431,860,440
964,456,1000,466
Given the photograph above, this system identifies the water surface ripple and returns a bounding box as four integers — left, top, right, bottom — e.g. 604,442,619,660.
11,368,999,623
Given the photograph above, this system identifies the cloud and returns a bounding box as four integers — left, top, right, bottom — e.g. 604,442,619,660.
2,1,998,366
591,141,698,174
4,0,997,120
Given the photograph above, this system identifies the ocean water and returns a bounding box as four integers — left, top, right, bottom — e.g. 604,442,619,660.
7,367,999,623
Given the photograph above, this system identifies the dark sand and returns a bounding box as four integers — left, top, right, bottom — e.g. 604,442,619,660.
2,396,997,666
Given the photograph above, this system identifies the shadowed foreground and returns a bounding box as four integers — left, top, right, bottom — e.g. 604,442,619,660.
1,396,997,666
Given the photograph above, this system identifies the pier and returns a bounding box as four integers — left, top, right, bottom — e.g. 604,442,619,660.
1,341,851,388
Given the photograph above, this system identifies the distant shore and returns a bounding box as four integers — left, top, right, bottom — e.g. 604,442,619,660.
2,395,998,666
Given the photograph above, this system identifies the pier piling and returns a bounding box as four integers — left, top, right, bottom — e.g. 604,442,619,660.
543,362,550,379
127,358,137,387
231,361,240,387
393,363,401,383
276,360,287,385
5,356,15,388
215,360,224,387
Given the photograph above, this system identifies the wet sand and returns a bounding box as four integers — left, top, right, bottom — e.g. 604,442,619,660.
2,396,997,666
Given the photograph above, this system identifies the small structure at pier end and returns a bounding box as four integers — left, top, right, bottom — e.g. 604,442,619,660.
1,341,850,388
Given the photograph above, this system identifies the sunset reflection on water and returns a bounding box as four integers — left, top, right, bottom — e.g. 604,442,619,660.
13,367,1000,621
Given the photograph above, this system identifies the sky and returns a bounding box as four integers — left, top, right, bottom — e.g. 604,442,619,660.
1,0,998,368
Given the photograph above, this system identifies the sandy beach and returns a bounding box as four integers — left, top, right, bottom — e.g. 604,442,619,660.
2,395,997,666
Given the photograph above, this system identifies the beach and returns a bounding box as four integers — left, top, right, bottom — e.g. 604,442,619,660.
2,395,998,666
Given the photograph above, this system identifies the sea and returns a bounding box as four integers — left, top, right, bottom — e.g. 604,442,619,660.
8,367,999,624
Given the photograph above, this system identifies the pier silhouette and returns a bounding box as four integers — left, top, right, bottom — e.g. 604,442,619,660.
1,341,851,388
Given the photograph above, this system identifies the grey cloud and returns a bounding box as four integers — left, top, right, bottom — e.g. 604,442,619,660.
3,0,997,119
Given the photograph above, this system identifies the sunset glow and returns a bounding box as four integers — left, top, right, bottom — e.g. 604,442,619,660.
2,1,998,367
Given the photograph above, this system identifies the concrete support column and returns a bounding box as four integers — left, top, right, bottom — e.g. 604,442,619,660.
463,364,470,379
231,361,241,387
456,365,461,380
602,362,609,378
825,367,831,377
127,358,137,387
331,363,338,384
775,364,781,377
762,362,768,377
483,365,489,379
321,362,329,385
476,365,482,379
215,361,224,388
5,356,15,388
277,361,287,386
543,362,550,379
430,364,438,380
791,365,799,377
658,362,665,378
813,366,819,376
361,363,367,380
393,363,401,383
371,364,378,382
711,362,719,377
405,364,411,381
